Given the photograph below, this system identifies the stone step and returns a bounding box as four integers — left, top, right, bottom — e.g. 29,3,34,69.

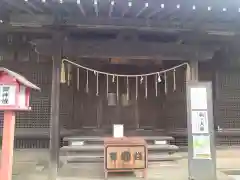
63,136,174,143
166,128,240,137
61,153,182,163
60,144,179,152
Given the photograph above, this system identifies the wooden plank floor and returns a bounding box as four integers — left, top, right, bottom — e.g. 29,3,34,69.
7,148,240,180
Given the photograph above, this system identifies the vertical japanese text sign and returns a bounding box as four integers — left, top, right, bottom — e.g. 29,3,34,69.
186,82,216,180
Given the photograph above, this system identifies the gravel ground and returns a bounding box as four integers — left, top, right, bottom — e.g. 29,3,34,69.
3,148,239,180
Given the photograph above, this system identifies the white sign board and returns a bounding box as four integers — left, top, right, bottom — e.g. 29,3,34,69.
193,135,211,159
113,124,124,138
18,86,26,108
190,87,208,110
191,110,209,134
0,85,16,106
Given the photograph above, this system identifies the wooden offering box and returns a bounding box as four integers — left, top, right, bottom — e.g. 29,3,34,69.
104,137,148,179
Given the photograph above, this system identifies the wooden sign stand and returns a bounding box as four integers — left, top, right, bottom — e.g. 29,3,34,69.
0,68,40,180
104,137,148,179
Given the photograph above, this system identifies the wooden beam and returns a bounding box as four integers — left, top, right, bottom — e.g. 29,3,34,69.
10,14,53,27
5,11,240,34
62,40,216,60
0,24,53,33
2,12,239,35
0,23,235,46
34,39,217,60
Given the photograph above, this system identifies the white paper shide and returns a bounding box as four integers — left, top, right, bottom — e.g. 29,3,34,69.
113,124,124,138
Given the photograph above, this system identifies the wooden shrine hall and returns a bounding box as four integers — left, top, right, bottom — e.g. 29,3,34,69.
1,0,240,178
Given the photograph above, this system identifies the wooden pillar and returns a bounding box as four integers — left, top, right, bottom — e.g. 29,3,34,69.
49,33,62,180
190,61,199,81
0,111,15,180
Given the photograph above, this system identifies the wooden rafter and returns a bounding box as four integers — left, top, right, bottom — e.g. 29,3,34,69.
24,1,44,13
3,0,35,16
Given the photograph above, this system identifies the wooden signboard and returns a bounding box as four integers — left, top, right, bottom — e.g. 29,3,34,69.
104,137,147,179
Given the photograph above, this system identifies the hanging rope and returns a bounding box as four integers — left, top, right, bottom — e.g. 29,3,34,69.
145,76,148,99
96,72,99,96
155,74,158,97
185,63,191,81
60,61,66,83
164,72,167,94
62,58,188,78
67,63,71,86
77,68,80,91
116,76,119,101
86,70,89,93
136,76,138,100
106,74,109,97
126,77,129,101
61,58,189,99
173,69,176,91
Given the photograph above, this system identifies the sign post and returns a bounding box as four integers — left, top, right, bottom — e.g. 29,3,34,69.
0,68,40,180
186,81,216,180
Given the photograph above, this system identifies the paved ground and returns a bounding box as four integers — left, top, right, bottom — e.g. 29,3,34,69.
6,147,240,180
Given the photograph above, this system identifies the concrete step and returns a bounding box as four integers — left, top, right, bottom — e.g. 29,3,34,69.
60,144,179,152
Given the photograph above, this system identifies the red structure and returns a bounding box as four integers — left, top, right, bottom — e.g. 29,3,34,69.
0,68,40,180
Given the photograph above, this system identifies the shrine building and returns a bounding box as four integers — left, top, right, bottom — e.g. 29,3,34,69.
0,0,240,175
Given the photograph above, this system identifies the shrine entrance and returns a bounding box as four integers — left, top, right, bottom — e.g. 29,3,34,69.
60,58,188,133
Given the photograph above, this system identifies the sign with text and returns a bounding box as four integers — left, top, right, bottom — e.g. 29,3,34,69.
191,110,209,134
187,82,216,180
104,137,147,179
0,85,16,106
